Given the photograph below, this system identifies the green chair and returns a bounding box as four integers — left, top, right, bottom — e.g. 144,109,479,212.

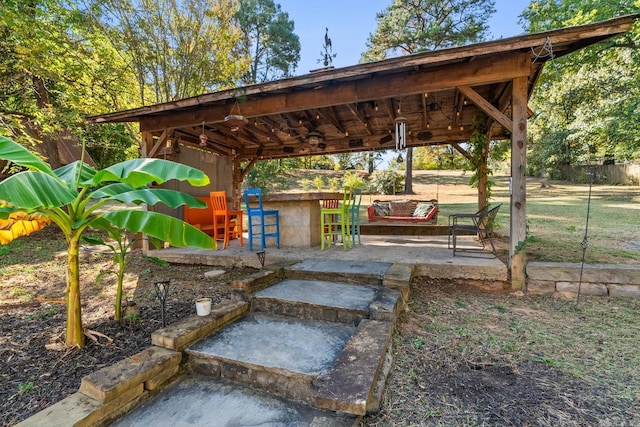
320,190,353,250
349,190,362,245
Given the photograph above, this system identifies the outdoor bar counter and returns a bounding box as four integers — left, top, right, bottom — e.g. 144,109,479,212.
261,192,342,247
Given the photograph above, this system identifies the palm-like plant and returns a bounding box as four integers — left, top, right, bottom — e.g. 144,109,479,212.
0,136,216,347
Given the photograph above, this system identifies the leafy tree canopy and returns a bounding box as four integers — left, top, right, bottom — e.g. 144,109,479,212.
236,0,301,83
361,0,495,62
522,0,640,177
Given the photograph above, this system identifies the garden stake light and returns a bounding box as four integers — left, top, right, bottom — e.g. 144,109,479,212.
154,280,171,327
256,250,266,268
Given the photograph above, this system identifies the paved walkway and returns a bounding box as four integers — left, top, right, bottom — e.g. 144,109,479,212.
150,234,508,283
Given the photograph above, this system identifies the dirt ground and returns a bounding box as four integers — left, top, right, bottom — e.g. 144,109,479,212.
3,172,640,427
0,227,255,425
2,227,638,426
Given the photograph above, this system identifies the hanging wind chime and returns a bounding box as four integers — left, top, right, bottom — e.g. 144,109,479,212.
395,116,407,151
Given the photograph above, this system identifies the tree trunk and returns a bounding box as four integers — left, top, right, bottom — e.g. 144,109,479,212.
404,147,414,194
32,76,63,169
65,236,85,347
478,152,489,210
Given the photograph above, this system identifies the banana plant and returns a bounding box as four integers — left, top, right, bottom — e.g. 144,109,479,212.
0,136,216,347
84,228,168,322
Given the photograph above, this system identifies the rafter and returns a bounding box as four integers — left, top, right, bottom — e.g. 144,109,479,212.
148,129,170,158
316,106,347,135
457,85,513,132
345,104,373,135
138,53,530,132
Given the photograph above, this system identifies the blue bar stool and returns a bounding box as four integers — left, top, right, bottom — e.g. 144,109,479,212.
243,189,280,251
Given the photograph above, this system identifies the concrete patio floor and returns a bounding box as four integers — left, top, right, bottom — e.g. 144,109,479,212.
149,234,508,284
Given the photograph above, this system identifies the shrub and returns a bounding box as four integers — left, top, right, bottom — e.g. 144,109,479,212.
313,176,325,190
342,171,367,191
369,170,403,194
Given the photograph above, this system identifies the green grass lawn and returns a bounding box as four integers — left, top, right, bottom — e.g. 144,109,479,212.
347,170,640,265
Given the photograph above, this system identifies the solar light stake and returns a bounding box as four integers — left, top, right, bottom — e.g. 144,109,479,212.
256,251,266,268
154,280,171,327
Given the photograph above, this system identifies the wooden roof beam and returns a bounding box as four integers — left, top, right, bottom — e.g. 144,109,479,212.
138,52,531,132
457,85,513,133
283,112,307,130
207,125,254,150
255,116,286,144
148,129,170,158
174,129,233,156
322,106,348,135
383,98,397,124
345,104,373,136
242,126,479,159
421,93,430,129
453,91,465,127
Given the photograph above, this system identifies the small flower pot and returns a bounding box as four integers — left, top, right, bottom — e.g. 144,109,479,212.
195,298,212,316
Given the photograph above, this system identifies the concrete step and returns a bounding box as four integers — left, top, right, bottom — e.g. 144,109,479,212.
284,259,392,285
184,279,401,415
186,312,356,405
112,375,360,426
251,278,396,325
185,311,397,415
315,319,394,416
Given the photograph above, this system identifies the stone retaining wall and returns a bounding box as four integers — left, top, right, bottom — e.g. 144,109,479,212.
527,262,640,298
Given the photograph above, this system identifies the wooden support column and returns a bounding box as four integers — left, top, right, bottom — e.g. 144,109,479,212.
510,76,528,290
232,158,244,210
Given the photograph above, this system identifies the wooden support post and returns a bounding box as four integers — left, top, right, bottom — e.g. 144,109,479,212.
510,76,528,290
232,158,244,210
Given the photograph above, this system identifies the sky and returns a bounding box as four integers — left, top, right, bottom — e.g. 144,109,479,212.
277,0,531,76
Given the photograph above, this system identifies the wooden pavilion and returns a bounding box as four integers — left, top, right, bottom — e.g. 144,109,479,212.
88,15,638,289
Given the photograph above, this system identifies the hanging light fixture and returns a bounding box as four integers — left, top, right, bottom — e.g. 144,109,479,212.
224,100,248,127
199,122,208,147
306,131,323,147
395,116,407,150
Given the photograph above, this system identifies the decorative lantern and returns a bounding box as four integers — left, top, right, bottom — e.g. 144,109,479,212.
199,122,208,147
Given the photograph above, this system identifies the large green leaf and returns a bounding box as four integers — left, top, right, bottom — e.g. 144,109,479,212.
90,159,210,188
55,161,97,186
101,210,216,249
91,187,207,209
89,183,138,199
0,171,77,210
0,136,54,174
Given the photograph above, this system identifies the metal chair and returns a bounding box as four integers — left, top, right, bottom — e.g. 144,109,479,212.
320,190,353,250
210,191,243,249
350,189,362,245
448,204,501,257
243,189,280,251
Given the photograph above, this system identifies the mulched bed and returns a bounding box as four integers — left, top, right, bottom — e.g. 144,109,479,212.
0,227,250,426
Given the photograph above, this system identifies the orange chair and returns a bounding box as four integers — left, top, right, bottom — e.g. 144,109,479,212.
183,196,214,236
210,191,243,249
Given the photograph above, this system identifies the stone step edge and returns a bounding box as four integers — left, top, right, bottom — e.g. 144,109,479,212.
250,285,400,325
16,387,148,427
314,319,394,416
79,346,181,403
151,300,249,351
251,297,369,325
186,350,319,406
